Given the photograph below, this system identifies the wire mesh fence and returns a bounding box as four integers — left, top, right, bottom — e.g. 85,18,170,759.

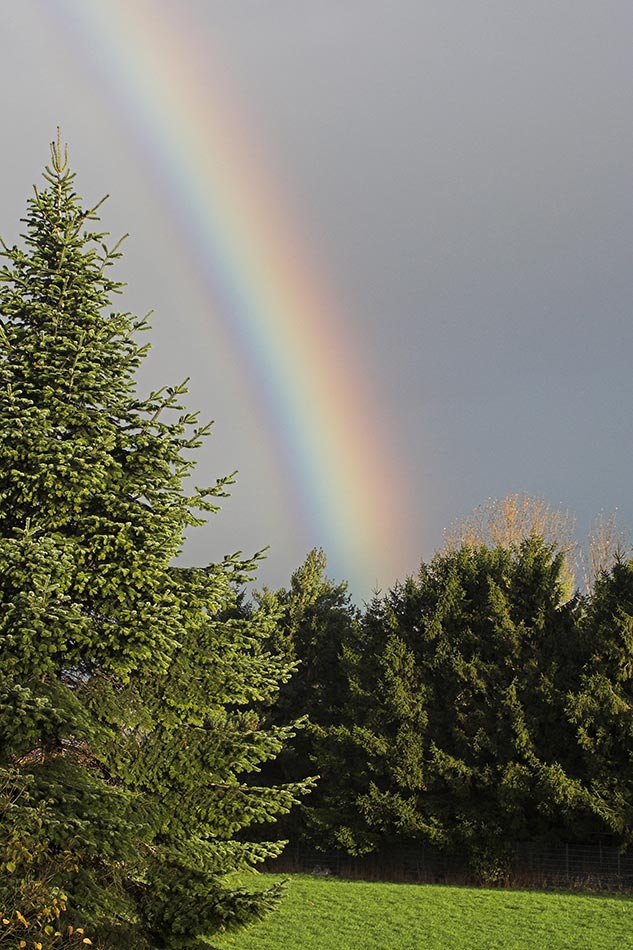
264,840,633,891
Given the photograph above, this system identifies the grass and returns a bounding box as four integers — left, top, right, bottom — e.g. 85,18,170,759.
214,874,633,950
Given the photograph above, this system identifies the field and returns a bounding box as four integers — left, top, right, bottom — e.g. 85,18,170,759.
214,874,633,950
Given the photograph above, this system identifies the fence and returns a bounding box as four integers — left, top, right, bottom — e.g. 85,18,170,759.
264,840,633,890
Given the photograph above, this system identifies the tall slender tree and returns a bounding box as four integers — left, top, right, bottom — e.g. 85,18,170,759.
0,135,309,948
255,549,357,845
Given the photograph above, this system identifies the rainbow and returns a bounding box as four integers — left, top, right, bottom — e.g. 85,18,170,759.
49,0,420,593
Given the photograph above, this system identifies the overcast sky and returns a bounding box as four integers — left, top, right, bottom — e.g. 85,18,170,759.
2,1,632,601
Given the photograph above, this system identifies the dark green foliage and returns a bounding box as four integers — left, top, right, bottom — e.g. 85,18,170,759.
320,540,596,874
0,137,309,947
568,558,633,839
256,549,358,844
270,549,355,730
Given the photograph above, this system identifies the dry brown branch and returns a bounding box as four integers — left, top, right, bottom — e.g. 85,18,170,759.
443,492,578,596
581,511,629,593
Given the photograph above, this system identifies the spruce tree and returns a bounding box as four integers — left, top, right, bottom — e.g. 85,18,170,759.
256,549,358,846
0,135,308,948
569,557,633,841
322,541,590,876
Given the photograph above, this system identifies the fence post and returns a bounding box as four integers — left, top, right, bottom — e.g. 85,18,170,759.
565,843,569,880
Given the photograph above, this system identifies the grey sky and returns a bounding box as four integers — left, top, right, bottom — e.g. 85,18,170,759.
2,1,632,600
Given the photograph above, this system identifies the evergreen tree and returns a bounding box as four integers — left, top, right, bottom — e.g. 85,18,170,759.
321,540,591,875
256,549,358,845
272,550,355,730
568,557,633,841
0,135,309,948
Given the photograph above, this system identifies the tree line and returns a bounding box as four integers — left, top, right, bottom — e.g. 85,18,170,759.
261,539,633,881
1,139,631,948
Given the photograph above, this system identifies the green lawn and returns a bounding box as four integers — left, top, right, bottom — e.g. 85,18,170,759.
214,874,633,950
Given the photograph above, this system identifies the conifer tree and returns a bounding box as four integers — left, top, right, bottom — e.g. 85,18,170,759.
0,135,308,948
569,557,633,841
271,550,355,733
255,549,357,845
322,540,591,875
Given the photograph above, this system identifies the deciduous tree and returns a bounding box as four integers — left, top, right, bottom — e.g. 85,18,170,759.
444,493,578,597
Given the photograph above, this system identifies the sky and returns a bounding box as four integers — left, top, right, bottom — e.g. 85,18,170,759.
1,1,632,602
